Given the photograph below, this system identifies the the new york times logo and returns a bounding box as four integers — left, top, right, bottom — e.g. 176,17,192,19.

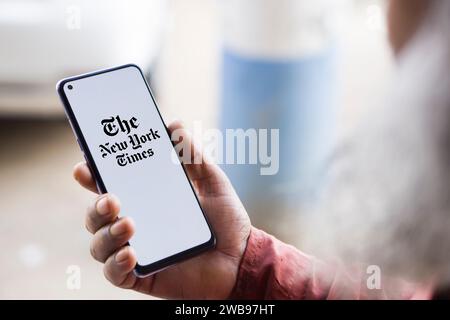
99,115,160,167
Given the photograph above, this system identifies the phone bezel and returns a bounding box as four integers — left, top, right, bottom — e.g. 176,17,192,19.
56,64,216,277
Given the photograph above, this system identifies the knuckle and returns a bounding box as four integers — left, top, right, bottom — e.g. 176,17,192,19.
86,204,97,226
89,240,99,261
103,264,114,284
103,262,120,286
90,231,108,263
85,214,94,234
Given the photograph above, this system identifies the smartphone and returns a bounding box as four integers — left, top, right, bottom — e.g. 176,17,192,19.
57,64,215,277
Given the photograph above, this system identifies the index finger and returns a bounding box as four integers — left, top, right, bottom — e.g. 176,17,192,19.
73,162,99,194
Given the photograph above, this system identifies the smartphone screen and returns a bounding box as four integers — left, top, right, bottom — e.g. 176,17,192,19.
58,64,214,276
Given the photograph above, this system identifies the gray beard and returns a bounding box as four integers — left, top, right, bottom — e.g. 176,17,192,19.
303,0,450,284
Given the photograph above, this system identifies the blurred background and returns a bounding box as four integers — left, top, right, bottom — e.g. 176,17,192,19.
0,0,393,298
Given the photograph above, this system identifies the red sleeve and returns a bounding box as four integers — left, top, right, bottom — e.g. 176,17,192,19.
229,227,432,300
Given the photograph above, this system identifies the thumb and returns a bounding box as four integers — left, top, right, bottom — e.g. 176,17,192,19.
167,120,231,196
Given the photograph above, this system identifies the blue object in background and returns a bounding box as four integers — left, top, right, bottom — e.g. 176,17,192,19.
220,47,337,208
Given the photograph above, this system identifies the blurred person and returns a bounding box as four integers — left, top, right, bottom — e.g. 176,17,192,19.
72,0,450,299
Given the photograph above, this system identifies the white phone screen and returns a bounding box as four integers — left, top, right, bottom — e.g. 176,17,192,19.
62,65,212,268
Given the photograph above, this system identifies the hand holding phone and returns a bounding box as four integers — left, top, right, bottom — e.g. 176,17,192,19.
74,120,251,299
59,64,251,298
59,65,216,276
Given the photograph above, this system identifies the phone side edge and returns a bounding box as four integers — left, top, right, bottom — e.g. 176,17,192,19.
56,77,108,194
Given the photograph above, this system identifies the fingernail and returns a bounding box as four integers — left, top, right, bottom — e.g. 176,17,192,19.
115,247,129,263
96,196,109,215
110,218,128,236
